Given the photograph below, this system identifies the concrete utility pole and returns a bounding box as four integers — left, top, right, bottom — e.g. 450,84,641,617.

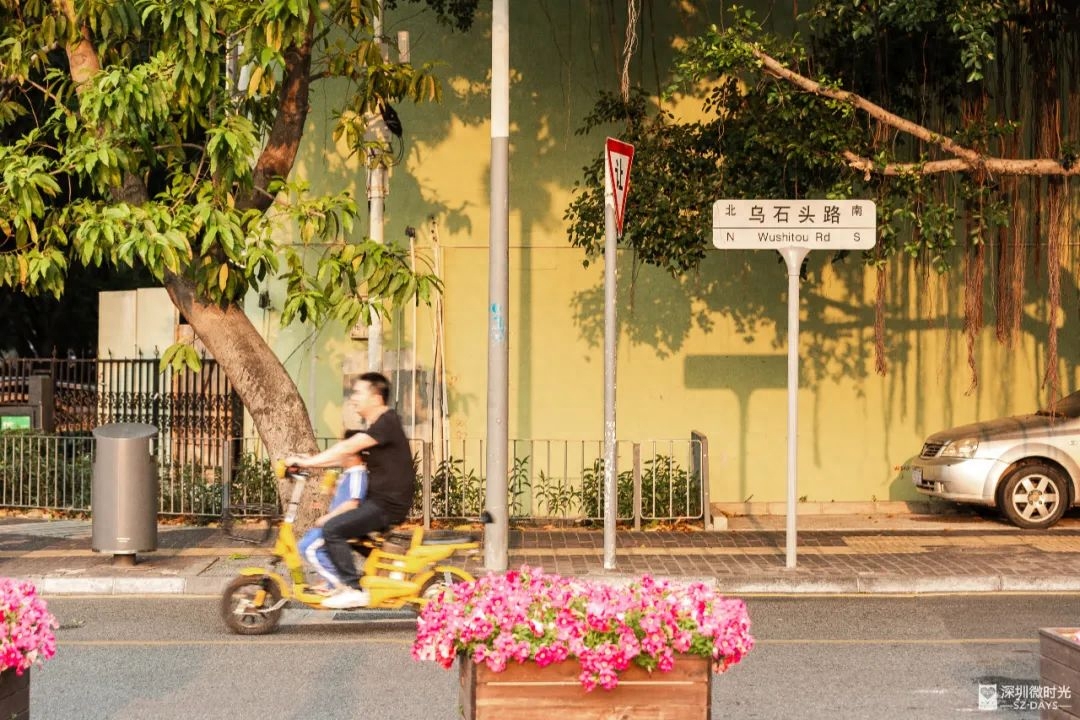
366,0,391,372
484,0,509,571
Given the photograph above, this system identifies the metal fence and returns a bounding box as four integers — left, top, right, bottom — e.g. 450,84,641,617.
414,436,708,528
0,434,94,510
0,432,709,527
0,432,258,517
0,356,240,431
0,356,243,516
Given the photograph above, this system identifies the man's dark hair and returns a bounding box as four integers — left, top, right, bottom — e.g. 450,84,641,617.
358,372,391,403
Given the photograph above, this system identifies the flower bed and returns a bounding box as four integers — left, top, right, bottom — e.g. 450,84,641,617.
0,579,57,676
459,650,712,720
412,566,754,693
0,579,58,720
1039,628,1080,720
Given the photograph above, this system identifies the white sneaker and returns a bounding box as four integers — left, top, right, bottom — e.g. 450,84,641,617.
321,587,370,609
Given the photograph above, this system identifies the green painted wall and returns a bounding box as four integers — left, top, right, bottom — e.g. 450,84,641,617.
248,2,1080,506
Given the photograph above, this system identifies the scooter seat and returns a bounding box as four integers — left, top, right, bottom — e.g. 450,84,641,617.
422,530,478,545
385,529,477,546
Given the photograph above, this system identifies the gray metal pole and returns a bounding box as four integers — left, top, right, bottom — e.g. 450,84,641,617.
484,0,509,571
780,247,808,569
603,154,618,570
367,1,387,372
367,172,385,372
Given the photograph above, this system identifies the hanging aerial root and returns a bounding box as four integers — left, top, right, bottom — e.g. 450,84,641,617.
962,237,985,396
1042,180,1066,402
874,265,887,376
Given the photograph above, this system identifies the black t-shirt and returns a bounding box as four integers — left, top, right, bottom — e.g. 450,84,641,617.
361,408,415,523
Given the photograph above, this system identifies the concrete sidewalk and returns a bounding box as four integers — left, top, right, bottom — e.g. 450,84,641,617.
2,514,1080,596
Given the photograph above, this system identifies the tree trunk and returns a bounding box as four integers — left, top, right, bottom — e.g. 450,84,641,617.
163,273,325,529
59,8,327,528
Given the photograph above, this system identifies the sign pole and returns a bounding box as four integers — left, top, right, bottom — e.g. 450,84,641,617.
602,138,633,571
780,247,808,569
603,156,618,571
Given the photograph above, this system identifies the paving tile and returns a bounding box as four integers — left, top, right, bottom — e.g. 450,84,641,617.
4,517,1080,595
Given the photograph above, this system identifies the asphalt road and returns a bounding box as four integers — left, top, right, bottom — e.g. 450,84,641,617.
32,593,1080,719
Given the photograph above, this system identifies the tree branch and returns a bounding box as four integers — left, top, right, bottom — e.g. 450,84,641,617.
244,15,316,213
752,45,1080,177
842,150,1080,177
59,0,150,205
59,0,100,92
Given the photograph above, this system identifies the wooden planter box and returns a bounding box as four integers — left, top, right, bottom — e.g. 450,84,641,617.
1039,628,1080,720
0,668,30,720
459,654,712,720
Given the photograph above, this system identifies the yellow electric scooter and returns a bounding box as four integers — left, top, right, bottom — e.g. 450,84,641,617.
221,461,482,635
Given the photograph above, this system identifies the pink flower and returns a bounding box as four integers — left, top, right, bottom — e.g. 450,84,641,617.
0,579,57,676
534,643,568,667
411,566,754,690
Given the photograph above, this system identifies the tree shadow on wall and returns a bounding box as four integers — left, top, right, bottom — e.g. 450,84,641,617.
573,247,1080,393
571,249,903,384
571,245,1080,500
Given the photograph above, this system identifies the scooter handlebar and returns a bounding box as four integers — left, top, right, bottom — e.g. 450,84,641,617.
275,459,337,493
274,460,312,479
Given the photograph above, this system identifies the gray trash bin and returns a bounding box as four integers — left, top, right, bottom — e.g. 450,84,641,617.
91,423,159,562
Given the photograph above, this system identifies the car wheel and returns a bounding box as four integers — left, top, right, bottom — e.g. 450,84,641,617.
999,463,1071,529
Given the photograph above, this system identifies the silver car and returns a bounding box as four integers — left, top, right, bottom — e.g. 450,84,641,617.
912,392,1080,528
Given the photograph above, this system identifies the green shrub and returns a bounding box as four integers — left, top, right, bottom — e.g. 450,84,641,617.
639,455,702,519
579,455,701,522
0,431,94,510
533,469,581,518
507,456,531,518
160,452,278,518
579,458,635,520
414,454,531,520
227,452,279,510
429,457,484,518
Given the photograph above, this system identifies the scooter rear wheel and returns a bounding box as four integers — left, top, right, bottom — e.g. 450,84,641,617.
221,575,284,635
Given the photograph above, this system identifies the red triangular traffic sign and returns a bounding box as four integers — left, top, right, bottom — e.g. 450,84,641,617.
605,138,634,235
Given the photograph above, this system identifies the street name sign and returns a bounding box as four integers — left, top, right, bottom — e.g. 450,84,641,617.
712,199,876,250
709,197,876,570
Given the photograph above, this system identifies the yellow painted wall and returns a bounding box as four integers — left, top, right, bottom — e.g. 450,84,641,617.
248,3,1080,505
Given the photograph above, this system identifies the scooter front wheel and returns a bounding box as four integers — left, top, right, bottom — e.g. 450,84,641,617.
419,568,472,604
221,575,284,635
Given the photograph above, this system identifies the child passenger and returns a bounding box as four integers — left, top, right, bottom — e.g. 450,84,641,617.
297,430,368,593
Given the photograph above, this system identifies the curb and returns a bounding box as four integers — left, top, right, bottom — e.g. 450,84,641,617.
723,575,1080,594
27,573,1080,597
36,577,188,595
712,500,959,517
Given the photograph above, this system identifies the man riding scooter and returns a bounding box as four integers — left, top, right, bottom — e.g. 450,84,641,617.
284,372,415,609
